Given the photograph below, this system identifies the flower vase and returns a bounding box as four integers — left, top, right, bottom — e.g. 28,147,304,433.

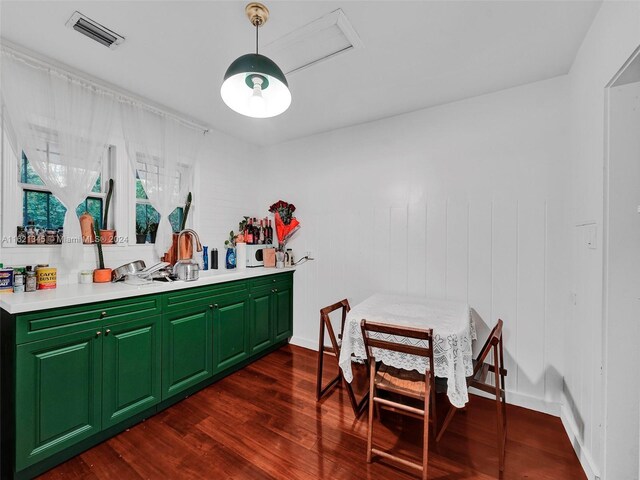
275,250,285,269
226,247,236,269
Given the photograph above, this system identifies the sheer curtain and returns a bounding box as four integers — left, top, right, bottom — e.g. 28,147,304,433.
1,48,115,263
120,101,203,256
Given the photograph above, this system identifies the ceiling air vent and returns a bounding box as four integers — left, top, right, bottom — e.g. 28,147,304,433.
262,9,363,76
65,11,125,49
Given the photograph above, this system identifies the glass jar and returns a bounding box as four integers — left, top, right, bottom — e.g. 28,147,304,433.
45,229,57,245
26,223,36,245
25,270,37,292
16,226,26,245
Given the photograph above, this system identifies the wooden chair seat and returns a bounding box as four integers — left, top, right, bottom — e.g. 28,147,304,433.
375,365,426,400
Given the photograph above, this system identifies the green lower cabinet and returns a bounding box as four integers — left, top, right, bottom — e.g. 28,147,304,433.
7,273,294,478
102,316,162,428
16,328,103,470
274,284,293,342
250,287,273,354
162,306,213,399
213,294,250,373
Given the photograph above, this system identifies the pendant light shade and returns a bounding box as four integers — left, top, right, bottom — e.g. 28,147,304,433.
221,3,291,119
221,53,291,118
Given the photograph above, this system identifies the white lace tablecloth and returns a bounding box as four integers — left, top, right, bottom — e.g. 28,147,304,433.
338,294,476,408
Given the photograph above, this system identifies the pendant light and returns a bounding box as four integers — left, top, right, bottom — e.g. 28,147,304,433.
221,3,291,118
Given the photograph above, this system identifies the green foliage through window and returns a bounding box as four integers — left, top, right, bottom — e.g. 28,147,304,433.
135,204,183,236
20,153,103,229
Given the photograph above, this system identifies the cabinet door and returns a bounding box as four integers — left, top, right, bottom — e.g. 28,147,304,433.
213,295,250,373
163,306,213,399
273,285,293,342
102,316,161,428
250,287,273,354
16,328,102,470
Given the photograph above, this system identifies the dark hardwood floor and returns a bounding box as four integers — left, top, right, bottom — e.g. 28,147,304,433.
38,345,585,479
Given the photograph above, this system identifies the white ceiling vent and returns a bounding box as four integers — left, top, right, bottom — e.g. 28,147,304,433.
65,11,125,49
262,9,363,76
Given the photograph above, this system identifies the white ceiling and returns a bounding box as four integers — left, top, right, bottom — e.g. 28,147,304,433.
1,1,601,146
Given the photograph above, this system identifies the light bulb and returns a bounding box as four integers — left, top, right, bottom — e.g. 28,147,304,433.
247,76,267,116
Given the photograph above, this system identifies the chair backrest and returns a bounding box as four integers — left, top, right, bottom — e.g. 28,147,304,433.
474,319,504,376
320,299,350,349
360,319,434,363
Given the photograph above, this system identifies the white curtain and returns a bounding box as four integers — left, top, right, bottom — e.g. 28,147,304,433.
1,48,115,263
120,102,203,256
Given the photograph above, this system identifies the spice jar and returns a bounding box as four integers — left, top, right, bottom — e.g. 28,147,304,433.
16,226,26,245
25,269,37,292
26,222,36,245
45,229,57,245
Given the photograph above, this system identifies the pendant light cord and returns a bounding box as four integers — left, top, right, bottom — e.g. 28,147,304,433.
255,22,259,55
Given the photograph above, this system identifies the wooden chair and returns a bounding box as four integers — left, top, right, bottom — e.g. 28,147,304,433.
436,319,507,472
316,299,368,417
360,320,437,480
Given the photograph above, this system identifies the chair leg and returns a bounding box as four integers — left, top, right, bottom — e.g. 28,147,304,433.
436,404,458,443
494,350,505,472
422,385,430,480
366,359,376,463
430,377,437,437
316,320,325,401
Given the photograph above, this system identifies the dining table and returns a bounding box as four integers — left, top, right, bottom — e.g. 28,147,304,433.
338,293,477,408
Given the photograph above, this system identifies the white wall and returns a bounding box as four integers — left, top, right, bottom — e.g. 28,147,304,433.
565,2,640,479
263,75,571,414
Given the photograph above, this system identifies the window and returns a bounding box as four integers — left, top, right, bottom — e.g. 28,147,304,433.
19,151,107,230
135,158,184,235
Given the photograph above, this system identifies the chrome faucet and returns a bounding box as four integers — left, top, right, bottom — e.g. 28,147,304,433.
177,229,203,261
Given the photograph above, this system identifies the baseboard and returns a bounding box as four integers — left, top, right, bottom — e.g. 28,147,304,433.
560,405,601,480
470,387,561,417
289,335,318,351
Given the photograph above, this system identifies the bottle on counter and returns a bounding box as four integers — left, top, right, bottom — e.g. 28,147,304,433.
203,246,209,271
212,248,218,269
259,219,265,245
267,219,273,244
246,218,254,244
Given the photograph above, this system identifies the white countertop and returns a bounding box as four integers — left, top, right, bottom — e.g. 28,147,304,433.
0,267,295,314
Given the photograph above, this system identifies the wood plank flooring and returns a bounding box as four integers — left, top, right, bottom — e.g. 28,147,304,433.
38,345,585,479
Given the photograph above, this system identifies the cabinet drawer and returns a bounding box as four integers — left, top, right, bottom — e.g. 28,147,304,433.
16,295,161,344
248,272,293,289
164,280,247,312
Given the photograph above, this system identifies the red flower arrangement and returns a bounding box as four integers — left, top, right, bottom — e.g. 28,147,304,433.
269,200,300,250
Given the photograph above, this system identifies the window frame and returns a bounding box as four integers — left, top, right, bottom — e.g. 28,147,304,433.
1,108,116,248
18,149,110,231
133,154,190,238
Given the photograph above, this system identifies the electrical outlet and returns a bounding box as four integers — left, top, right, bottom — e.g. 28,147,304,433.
306,250,315,260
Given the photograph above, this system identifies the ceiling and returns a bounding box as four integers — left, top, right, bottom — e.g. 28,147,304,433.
1,1,601,146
